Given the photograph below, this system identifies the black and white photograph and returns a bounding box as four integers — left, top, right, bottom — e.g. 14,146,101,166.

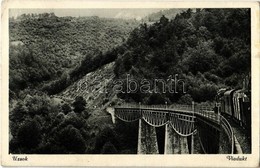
1,1,260,167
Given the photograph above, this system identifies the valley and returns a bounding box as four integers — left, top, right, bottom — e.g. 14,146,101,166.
9,8,251,154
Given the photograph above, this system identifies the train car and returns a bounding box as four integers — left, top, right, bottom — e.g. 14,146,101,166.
217,88,251,134
216,88,227,114
222,89,236,116
216,75,251,136
233,90,242,124
233,89,250,128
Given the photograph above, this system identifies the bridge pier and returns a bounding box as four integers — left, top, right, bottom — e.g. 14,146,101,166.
197,117,220,154
137,119,159,154
164,123,189,154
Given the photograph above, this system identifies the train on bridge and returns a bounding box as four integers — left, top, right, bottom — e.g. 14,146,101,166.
216,78,251,137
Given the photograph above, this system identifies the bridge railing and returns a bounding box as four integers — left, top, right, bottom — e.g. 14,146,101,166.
169,104,193,111
115,104,167,110
115,103,193,111
140,104,168,109
115,103,232,124
220,115,235,154
194,104,214,112
195,110,220,123
116,103,217,120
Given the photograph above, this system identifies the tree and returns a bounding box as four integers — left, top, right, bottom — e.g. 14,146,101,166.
10,102,28,122
72,96,86,113
62,103,72,115
147,94,166,105
61,111,86,129
17,118,42,148
101,141,118,154
159,15,169,26
58,125,86,153
94,126,118,154
177,94,193,104
190,84,218,102
182,41,220,74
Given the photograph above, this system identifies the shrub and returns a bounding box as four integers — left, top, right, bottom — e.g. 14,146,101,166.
177,94,193,104
72,96,86,113
101,141,118,154
17,118,42,148
58,125,86,153
62,103,71,115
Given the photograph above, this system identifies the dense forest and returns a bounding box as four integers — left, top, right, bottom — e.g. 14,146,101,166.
9,9,251,154
143,8,186,22
114,9,250,104
9,13,138,94
10,93,137,154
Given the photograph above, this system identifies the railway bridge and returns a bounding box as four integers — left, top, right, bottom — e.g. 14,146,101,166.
107,103,238,154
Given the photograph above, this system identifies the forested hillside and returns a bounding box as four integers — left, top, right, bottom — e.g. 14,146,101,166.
114,9,250,103
9,9,251,154
9,12,140,154
9,13,139,94
144,8,186,22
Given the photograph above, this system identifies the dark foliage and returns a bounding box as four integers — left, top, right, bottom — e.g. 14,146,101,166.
56,125,86,153
16,118,42,148
9,94,90,154
101,141,118,154
41,45,125,95
93,126,119,154
114,9,250,103
9,13,138,96
72,96,86,113
61,103,72,115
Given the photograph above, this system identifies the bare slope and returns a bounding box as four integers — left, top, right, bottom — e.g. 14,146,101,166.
56,62,121,152
58,62,116,108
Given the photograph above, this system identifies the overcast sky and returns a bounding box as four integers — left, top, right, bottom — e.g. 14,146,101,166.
9,9,165,20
